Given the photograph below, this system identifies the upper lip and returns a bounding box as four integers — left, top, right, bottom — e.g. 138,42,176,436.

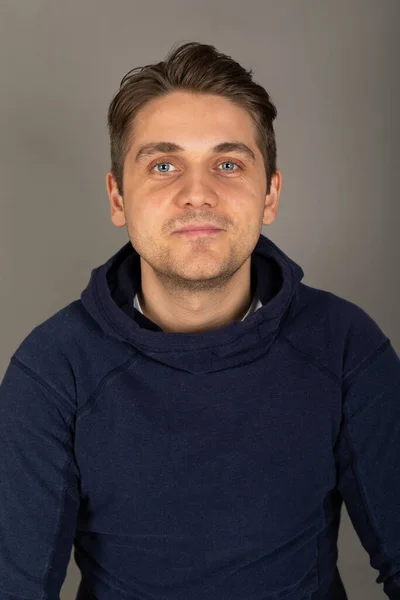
174,223,223,232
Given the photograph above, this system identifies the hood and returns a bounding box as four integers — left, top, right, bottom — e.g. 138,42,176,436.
80,232,304,374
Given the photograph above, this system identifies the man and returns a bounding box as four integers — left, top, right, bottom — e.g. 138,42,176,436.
1,41,399,600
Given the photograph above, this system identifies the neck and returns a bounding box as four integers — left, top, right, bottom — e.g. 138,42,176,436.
137,260,254,334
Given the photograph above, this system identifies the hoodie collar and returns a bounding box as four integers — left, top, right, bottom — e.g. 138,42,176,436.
80,233,304,374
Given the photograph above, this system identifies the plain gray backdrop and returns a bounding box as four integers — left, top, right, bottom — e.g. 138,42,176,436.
1,1,399,598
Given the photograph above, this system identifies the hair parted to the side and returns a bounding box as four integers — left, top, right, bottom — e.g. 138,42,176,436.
107,41,278,197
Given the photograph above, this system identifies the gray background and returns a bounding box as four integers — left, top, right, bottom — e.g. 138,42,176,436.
1,1,399,598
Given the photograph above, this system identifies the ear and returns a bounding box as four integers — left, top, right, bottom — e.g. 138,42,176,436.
106,171,126,228
263,170,282,226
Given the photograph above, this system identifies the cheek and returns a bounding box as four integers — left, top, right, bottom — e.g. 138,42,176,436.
140,205,164,233
229,193,262,223
128,209,168,252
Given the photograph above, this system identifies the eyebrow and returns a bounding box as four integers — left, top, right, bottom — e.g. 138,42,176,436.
134,141,256,165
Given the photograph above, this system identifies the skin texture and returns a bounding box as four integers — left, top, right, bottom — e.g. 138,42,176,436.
106,91,282,333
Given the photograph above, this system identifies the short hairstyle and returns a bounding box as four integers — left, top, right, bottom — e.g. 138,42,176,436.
107,41,278,196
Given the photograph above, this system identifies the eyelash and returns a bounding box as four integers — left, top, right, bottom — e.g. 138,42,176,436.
149,159,243,174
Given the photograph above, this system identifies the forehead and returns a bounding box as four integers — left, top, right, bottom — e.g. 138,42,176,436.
128,91,258,152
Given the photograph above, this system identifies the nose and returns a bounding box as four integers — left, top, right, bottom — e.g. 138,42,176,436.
175,170,219,209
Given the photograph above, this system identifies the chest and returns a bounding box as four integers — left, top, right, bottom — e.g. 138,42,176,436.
74,345,341,545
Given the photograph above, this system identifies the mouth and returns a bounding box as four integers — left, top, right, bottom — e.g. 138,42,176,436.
173,229,223,238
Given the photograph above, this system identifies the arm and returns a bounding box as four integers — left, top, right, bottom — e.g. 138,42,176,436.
0,356,80,599
334,337,400,599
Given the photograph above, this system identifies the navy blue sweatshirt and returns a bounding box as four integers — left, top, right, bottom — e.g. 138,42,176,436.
1,232,400,600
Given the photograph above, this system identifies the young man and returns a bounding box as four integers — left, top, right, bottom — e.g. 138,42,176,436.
1,41,399,600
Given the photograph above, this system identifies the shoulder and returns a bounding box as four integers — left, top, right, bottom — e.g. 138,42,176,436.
282,282,388,379
8,299,133,407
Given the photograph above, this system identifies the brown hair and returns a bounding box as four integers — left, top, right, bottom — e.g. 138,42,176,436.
107,41,278,196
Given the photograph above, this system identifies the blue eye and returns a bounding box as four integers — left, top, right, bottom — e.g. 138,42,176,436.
151,160,241,173
153,162,175,173
218,161,240,171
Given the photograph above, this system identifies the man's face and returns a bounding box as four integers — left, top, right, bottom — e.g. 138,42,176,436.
107,91,281,292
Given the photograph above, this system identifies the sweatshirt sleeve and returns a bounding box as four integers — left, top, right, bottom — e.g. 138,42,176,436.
0,356,80,600
334,336,400,599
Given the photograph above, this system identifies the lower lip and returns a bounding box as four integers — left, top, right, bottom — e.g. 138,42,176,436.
174,229,223,238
